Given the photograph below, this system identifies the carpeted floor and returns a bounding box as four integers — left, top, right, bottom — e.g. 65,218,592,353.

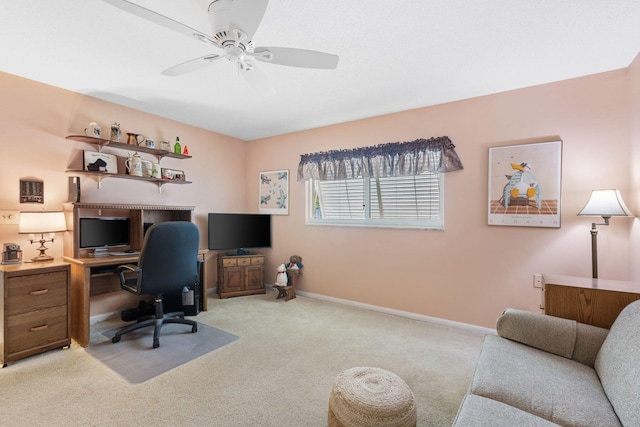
0,290,485,426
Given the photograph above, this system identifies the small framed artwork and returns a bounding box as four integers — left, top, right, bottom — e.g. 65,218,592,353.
20,178,44,203
161,168,186,181
83,151,118,174
488,140,562,228
259,170,289,215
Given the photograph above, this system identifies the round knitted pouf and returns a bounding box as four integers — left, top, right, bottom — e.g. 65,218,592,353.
328,367,417,427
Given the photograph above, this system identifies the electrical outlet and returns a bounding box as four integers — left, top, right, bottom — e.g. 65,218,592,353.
533,273,543,288
0,210,19,225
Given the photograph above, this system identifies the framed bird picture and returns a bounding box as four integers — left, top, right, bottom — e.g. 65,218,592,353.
488,140,562,228
259,170,289,215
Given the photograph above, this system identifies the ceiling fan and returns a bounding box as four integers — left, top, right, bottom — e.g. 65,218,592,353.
102,0,339,95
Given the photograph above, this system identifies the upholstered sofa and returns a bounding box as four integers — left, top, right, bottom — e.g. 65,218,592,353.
452,299,640,427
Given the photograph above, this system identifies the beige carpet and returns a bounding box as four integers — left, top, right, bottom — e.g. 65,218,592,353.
0,290,484,426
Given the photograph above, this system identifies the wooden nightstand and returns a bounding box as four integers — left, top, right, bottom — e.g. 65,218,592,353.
1,261,70,367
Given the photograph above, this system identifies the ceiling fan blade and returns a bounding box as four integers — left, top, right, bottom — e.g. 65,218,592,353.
229,0,269,41
241,64,276,97
251,47,339,69
161,55,223,76
102,0,218,46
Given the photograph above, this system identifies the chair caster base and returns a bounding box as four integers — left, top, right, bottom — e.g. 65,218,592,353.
112,336,121,343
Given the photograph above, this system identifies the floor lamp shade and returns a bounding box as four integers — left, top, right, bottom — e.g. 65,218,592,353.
577,189,633,218
577,189,634,278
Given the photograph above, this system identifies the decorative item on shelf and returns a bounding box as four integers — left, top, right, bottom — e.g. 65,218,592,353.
577,189,634,278
158,140,170,151
141,159,153,177
125,152,143,177
2,243,22,265
84,151,118,173
151,162,161,179
110,122,121,142
161,168,185,181
145,138,155,149
174,136,181,154
126,132,145,146
183,145,189,155
83,122,101,138
18,211,66,262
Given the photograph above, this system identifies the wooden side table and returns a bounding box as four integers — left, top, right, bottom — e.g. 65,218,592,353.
543,274,640,329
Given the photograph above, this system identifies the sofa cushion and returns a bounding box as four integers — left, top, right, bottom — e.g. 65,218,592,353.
470,335,621,427
453,394,561,427
595,299,640,427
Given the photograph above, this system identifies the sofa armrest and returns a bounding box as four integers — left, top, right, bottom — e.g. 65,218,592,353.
496,309,608,366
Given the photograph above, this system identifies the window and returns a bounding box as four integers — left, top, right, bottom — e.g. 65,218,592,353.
306,171,445,229
298,136,463,230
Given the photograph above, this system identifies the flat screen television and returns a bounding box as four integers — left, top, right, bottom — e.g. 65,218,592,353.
79,217,131,249
208,213,271,254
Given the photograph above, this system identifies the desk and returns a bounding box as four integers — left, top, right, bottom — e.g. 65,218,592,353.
63,250,208,347
543,274,640,329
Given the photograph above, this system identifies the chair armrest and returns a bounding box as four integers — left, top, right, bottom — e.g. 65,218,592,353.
496,308,608,366
115,264,143,294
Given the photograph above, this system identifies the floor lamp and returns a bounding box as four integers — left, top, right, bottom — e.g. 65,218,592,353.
577,189,633,278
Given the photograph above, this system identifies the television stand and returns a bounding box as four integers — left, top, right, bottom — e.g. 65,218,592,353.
217,253,265,299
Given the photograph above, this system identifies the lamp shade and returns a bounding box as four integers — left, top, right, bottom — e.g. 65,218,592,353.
577,189,633,217
18,211,67,234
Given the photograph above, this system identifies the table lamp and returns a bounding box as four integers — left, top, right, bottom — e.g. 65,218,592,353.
18,211,66,262
577,189,633,278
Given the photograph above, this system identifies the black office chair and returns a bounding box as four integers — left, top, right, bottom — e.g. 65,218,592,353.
112,221,201,349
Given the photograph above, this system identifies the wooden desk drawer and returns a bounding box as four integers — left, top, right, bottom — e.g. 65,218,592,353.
7,306,68,354
6,271,68,315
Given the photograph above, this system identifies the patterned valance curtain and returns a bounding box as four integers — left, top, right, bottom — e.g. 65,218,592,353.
297,136,463,181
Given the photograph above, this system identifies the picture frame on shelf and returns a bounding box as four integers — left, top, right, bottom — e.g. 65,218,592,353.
83,151,118,174
488,140,562,228
259,169,289,215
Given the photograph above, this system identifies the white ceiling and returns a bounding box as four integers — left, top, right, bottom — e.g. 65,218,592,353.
2,0,640,141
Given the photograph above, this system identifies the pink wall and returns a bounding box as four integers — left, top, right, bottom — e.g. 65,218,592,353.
249,69,635,328
629,52,640,281
0,71,248,316
1,64,637,329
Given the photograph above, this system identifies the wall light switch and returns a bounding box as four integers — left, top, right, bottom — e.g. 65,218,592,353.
533,273,543,288
0,210,20,225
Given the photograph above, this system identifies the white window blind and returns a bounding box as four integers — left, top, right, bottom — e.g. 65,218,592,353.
308,171,444,229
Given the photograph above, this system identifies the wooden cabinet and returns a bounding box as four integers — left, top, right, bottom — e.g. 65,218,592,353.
1,262,70,367
217,254,265,299
543,274,640,329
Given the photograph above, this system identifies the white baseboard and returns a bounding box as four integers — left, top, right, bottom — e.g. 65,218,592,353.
296,290,496,336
